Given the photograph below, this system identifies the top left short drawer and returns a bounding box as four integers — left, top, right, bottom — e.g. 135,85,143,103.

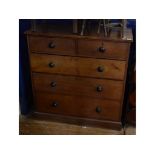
28,36,76,55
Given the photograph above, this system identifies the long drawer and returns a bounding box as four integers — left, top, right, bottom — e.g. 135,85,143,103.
35,92,121,121
30,53,126,80
32,73,124,100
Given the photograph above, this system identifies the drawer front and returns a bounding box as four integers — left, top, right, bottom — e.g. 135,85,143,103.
35,92,121,121
78,39,129,60
31,53,126,80
28,36,76,54
33,73,124,100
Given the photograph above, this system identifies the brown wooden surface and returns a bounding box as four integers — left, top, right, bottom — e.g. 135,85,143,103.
19,115,136,135
34,92,121,121
29,36,76,54
33,112,122,130
32,72,124,100
30,53,126,80
29,36,129,60
28,36,129,60
20,115,127,135
78,39,129,60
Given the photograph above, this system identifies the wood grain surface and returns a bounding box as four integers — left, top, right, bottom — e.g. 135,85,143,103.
29,36,76,54
30,53,126,80
34,92,121,121
32,72,124,100
78,39,129,60
19,115,135,135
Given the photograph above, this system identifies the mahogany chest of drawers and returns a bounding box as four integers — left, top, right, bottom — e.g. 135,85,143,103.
26,28,132,130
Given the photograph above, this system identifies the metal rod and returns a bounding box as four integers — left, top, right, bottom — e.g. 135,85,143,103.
80,19,86,36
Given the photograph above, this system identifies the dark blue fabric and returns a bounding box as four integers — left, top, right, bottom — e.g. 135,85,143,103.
19,19,32,114
19,19,136,115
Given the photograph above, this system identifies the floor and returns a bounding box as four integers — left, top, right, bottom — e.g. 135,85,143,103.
19,115,136,135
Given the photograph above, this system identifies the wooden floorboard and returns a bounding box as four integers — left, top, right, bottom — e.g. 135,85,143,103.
124,125,136,135
19,115,135,135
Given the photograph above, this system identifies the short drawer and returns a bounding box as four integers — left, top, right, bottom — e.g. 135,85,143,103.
78,39,129,60
30,53,126,80
28,36,76,55
32,73,124,100
35,92,121,121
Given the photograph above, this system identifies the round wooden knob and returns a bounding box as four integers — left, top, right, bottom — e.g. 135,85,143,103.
49,62,55,68
97,66,104,72
49,42,55,48
99,47,106,53
96,85,103,92
50,81,56,87
96,106,101,113
52,101,59,107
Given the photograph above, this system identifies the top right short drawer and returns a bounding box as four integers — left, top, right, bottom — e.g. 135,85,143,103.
78,39,130,60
